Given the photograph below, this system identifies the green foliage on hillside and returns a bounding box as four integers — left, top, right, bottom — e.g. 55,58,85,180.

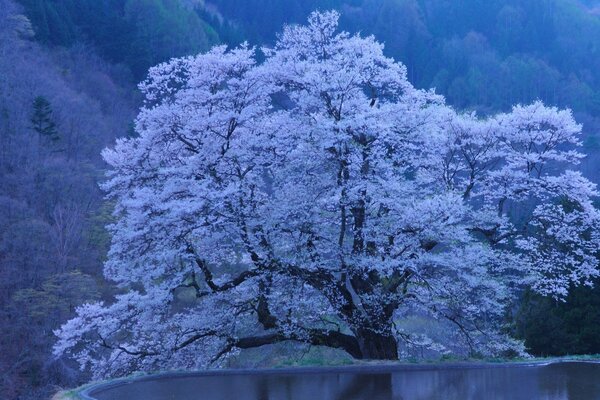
516,284,600,356
212,0,600,117
17,0,600,118
17,0,220,77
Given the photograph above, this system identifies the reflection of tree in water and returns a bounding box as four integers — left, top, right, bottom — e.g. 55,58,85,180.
333,374,393,400
243,373,395,400
273,373,393,400
255,376,269,400
252,368,549,400
95,364,600,400
390,367,547,400
538,363,600,400
392,369,484,400
536,364,567,400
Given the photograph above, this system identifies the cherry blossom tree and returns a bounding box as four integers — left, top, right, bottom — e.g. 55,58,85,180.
54,11,600,378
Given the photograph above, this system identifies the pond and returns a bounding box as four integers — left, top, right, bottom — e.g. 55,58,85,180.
85,362,600,400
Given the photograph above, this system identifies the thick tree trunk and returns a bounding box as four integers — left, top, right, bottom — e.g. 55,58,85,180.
231,328,398,361
355,329,398,360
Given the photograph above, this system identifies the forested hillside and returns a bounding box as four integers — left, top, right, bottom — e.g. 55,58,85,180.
214,1,599,110
15,0,226,78
211,0,600,178
0,1,139,398
1,0,600,398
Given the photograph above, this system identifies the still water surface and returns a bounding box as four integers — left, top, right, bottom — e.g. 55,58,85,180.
91,362,600,400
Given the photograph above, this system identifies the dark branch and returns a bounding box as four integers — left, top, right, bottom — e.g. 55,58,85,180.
213,329,363,364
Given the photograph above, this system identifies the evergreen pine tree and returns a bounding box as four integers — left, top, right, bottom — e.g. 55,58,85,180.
30,96,59,142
